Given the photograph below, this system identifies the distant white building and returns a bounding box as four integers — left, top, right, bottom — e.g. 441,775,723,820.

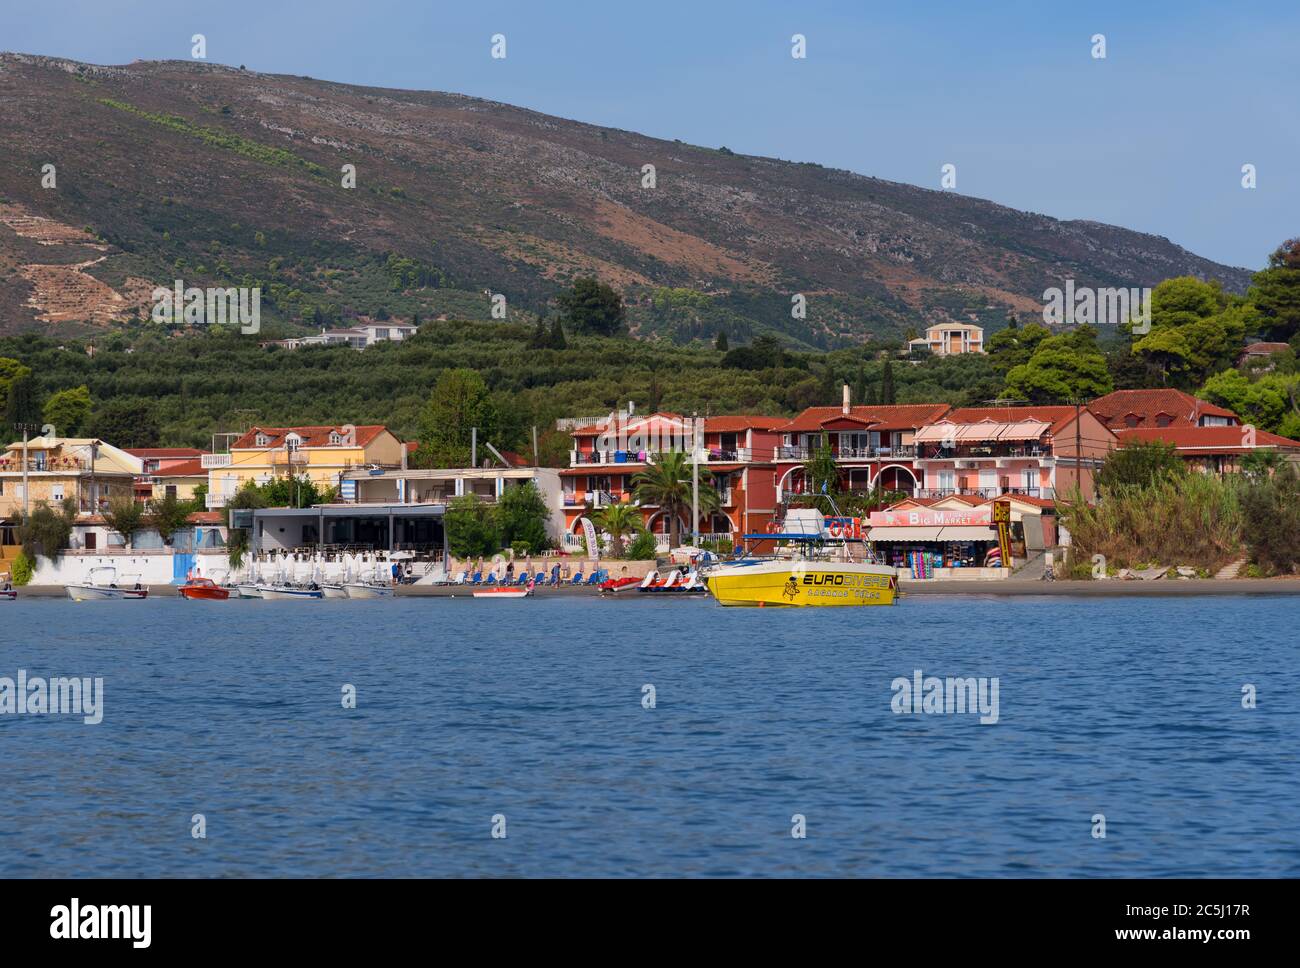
908,322,985,357
262,322,419,351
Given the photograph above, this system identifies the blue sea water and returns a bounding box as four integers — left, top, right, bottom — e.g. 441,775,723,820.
1,594,1297,878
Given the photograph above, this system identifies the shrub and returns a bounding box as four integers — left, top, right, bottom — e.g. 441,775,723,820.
1240,465,1300,575
624,530,659,560
10,551,34,586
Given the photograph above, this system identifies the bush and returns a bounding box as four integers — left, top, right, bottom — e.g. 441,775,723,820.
10,551,34,586
624,530,659,560
1240,465,1300,575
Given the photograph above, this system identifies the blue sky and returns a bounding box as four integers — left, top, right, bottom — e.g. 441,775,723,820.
8,0,1296,269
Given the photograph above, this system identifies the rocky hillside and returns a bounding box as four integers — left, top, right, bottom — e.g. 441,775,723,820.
0,53,1251,347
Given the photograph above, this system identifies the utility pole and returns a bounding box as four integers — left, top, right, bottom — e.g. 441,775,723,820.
21,425,30,517
1075,399,1082,496
691,414,700,547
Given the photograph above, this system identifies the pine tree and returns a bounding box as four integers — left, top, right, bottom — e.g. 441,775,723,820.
714,329,729,352
548,316,567,350
530,316,548,349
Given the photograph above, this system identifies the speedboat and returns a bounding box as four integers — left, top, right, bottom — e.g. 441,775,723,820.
342,581,394,599
257,583,324,600
235,583,262,598
178,577,231,601
701,507,898,607
1,585,16,601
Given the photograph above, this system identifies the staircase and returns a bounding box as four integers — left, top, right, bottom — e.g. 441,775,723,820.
1214,557,1248,580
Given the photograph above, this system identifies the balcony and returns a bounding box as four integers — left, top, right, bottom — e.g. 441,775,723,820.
913,486,1052,500
916,445,1048,462
269,448,308,468
0,456,89,472
206,492,231,510
201,453,232,469
776,445,916,462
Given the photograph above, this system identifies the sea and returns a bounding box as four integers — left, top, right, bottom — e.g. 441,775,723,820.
2,594,1297,877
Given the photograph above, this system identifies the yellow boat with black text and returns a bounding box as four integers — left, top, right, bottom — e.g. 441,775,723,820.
700,508,898,607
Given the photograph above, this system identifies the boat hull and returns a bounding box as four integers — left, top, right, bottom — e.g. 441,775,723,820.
472,588,531,599
704,560,897,607
257,585,324,600
65,584,128,601
342,583,394,599
179,584,231,601
235,584,262,598
320,584,350,599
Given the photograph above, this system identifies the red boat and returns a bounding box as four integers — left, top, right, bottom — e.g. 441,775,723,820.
178,577,231,601
598,576,642,593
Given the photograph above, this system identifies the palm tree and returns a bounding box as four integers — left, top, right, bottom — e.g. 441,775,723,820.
592,502,643,556
631,451,720,549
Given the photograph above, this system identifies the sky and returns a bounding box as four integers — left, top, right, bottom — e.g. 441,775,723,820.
7,0,1296,269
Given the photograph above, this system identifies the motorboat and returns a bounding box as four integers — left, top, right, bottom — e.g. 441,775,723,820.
342,581,394,599
256,583,324,600
178,577,231,601
65,567,148,601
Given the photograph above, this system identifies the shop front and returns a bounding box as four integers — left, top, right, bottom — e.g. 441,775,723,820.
867,503,1008,579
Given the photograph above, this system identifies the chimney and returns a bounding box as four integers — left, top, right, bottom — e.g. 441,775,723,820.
628,400,635,416
842,383,851,415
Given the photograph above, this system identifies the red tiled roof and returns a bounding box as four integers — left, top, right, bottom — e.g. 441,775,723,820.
1242,342,1290,355
153,458,205,478
232,425,390,449
570,411,689,437
776,404,952,434
125,447,205,458
1088,389,1239,428
704,415,785,432
1117,426,1300,453
186,511,225,525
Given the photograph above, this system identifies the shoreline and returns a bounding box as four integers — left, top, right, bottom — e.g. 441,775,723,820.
10,578,1300,598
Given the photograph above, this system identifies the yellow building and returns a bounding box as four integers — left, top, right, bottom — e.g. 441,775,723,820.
0,437,142,519
204,425,406,509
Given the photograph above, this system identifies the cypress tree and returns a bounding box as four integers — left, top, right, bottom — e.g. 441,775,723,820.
880,360,896,405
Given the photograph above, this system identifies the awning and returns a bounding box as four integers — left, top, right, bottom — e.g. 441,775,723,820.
936,526,999,541
998,420,1051,440
913,423,957,443
868,526,944,541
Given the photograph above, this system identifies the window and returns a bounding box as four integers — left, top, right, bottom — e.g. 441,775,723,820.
328,432,342,445
1156,414,1173,427
1124,415,1140,428
255,433,269,447
938,470,955,491
52,483,64,502
165,485,177,499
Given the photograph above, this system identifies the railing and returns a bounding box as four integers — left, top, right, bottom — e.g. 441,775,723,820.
201,453,232,468
776,445,916,461
913,486,1050,500
917,446,1048,460
571,448,775,466
206,492,232,509
0,456,89,472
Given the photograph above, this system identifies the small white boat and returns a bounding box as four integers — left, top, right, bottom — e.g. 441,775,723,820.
65,567,148,601
235,584,262,599
343,581,394,599
257,583,324,600
321,584,349,599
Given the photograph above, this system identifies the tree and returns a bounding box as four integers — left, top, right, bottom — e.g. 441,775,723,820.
623,529,658,560
548,315,567,350
1246,238,1300,342
86,399,161,448
4,372,39,435
17,498,77,559
631,451,719,549
592,502,643,556
1132,276,1247,387
414,368,495,468
42,385,92,437
103,497,146,550
0,357,31,418
444,494,500,559
1241,464,1300,574
260,475,328,508
147,492,191,546
557,277,626,336
529,316,549,349
987,322,1050,376
1003,330,1113,403
497,481,551,554
714,329,729,352
800,434,839,509
1239,448,1286,481
880,360,896,404
1096,441,1185,491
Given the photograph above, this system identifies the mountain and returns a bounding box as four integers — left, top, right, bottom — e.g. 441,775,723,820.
0,53,1252,347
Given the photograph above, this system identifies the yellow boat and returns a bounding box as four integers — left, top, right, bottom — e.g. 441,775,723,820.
703,559,898,607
